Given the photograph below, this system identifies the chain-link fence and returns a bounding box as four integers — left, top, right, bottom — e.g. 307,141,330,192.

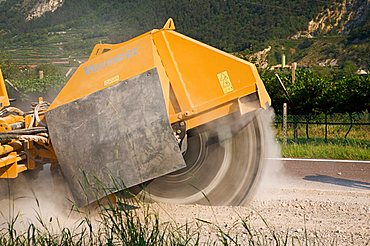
274,113,370,144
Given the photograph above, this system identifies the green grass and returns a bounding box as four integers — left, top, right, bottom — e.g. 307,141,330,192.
281,142,370,160
278,137,370,160
274,115,370,160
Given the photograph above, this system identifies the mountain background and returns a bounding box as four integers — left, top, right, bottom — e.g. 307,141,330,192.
0,0,369,70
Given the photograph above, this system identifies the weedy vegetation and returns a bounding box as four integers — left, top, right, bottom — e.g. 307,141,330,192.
0,194,348,246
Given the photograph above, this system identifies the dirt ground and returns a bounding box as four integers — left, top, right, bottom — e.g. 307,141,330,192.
150,159,370,245
0,159,369,245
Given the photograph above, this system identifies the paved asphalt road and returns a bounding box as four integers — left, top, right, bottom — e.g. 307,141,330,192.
278,158,370,189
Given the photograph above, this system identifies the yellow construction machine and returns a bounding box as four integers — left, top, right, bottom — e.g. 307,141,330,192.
0,19,270,207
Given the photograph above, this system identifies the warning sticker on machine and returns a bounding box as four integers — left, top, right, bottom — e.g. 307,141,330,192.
217,71,234,94
104,75,120,87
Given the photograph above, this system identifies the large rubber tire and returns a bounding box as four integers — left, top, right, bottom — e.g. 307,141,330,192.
138,111,265,206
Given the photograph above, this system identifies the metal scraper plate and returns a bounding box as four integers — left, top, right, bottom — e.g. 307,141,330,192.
46,68,186,207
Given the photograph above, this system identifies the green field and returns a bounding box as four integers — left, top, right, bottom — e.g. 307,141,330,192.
281,140,369,160
273,112,369,160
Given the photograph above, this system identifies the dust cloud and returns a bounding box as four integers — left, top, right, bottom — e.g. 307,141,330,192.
0,164,79,230
0,80,79,229
253,107,290,200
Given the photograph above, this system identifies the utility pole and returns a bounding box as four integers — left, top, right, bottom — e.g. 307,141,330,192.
292,62,297,84
283,103,288,144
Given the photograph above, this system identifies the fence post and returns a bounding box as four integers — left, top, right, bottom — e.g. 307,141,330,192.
283,103,288,144
293,116,298,142
39,70,44,80
325,114,328,143
292,62,297,84
305,114,310,141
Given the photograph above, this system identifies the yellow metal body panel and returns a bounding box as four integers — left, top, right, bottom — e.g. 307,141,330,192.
0,69,10,109
48,19,270,130
0,141,22,156
49,33,155,111
0,152,25,178
0,115,25,132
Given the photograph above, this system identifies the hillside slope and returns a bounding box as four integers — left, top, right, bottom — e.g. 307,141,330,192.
0,0,368,69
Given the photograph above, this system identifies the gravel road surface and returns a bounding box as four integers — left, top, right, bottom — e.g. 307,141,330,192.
152,158,370,245
0,159,368,245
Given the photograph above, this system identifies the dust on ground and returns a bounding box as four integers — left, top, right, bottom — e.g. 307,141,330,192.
151,160,370,245
0,164,78,230
1,159,368,245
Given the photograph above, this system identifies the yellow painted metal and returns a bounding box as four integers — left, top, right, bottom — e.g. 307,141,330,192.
0,141,58,179
0,152,26,178
0,69,10,110
49,32,155,111
48,19,270,130
0,72,57,180
0,152,20,168
0,141,22,156
0,70,27,179
163,18,176,30
0,115,25,132
24,114,33,128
